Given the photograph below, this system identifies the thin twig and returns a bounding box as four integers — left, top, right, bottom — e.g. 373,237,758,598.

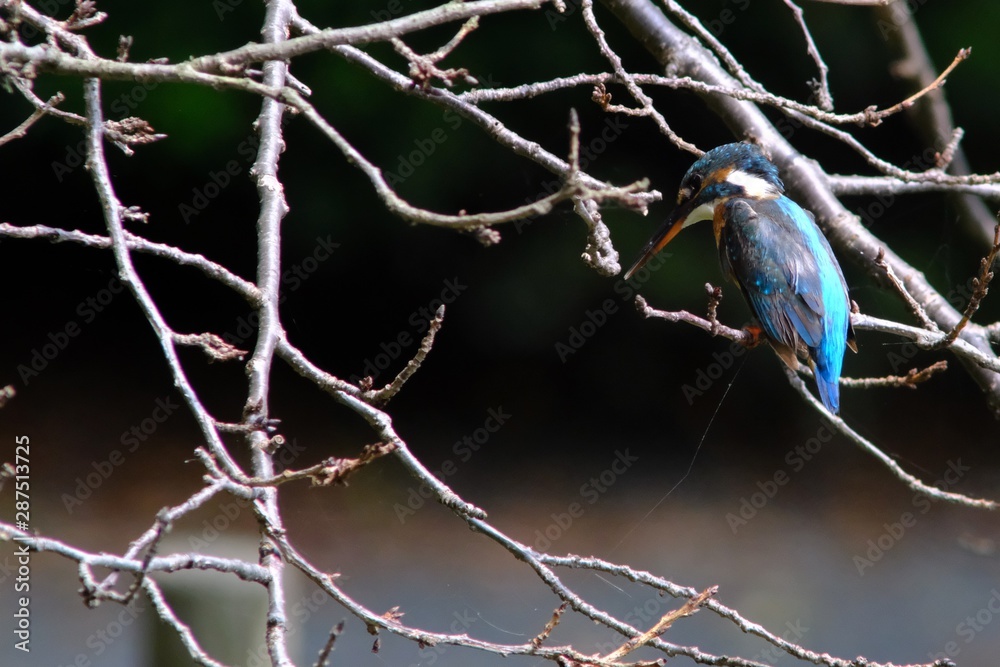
603,587,717,661
565,107,624,275
314,621,345,667
187,0,550,72
275,333,369,397
143,578,230,667
874,248,939,331
781,0,833,110
367,305,446,404
457,69,993,138
333,391,488,520
852,312,1000,373
0,92,65,146
874,1,997,245
582,0,700,154
95,479,240,595
636,294,998,508
839,360,948,389
173,332,247,361
539,551,949,667
531,602,569,648
297,24,661,212
248,442,398,487
113,511,171,606
0,523,269,584
0,223,260,301
80,57,248,487
704,283,724,337
784,367,996,509
6,77,162,154
391,17,479,88
929,222,1000,350
638,291,1000,376
874,48,971,125
284,83,651,232
660,0,766,96
635,295,756,346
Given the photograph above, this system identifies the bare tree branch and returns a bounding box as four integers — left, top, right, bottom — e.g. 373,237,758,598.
3,2,999,666
874,1,998,246
243,2,297,664
600,0,1000,413
582,0,700,154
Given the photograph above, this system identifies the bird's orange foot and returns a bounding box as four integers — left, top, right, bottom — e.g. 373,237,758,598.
740,324,766,349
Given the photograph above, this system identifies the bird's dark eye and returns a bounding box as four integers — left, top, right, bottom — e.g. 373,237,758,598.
677,173,703,204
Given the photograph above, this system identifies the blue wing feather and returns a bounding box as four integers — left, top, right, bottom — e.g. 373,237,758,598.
719,197,851,413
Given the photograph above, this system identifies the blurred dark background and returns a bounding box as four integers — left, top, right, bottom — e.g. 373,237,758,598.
1,1,1000,666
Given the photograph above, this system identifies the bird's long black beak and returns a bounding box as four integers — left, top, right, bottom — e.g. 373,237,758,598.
623,197,698,280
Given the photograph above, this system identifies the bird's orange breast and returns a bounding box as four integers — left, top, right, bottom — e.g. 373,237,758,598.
712,203,727,247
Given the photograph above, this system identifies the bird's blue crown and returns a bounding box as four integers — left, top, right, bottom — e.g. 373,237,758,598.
685,142,785,196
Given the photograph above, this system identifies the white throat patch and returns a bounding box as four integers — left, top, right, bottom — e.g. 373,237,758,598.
684,201,716,227
725,169,781,199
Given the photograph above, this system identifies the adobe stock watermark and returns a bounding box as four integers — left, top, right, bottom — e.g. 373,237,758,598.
554,298,619,362
703,0,752,37
51,67,161,182
592,592,673,655
369,0,419,22
749,619,810,665
725,424,834,534
774,80,953,147
178,133,260,223
679,338,749,405
213,0,248,21
590,588,809,664
876,0,930,40
222,235,340,348
188,440,306,551
384,110,463,186
887,273,984,374
242,589,331,667
15,277,125,388
544,0,584,30
554,249,669,362
349,277,467,385
853,459,970,576
394,406,511,523
545,0,753,35
408,608,479,666
62,395,180,514
854,146,942,228
0,553,19,587
52,83,160,181
514,115,630,237
531,448,639,552
928,588,1000,664
55,596,145,667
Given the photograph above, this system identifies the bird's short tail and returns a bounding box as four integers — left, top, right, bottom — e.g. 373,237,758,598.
814,369,840,414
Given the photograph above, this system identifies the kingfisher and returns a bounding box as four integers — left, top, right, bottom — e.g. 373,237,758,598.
625,142,856,413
